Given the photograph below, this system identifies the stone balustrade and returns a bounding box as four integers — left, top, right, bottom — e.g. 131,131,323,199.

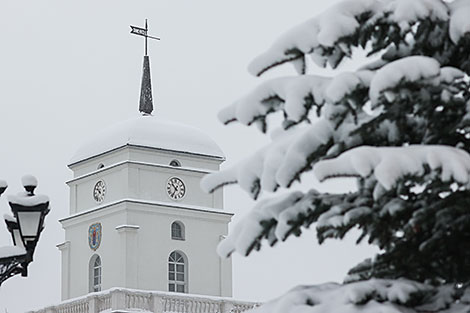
28,288,259,313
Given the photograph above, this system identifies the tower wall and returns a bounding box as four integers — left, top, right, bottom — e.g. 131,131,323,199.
61,144,231,300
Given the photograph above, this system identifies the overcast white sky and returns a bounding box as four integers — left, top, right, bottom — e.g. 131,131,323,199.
0,1,377,312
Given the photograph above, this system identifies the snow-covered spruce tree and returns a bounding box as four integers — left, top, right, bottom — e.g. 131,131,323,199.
202,0,470,312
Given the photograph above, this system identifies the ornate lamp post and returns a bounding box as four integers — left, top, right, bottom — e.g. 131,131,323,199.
0,175,50,286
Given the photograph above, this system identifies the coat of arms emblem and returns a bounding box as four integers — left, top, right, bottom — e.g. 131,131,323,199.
88,223,102,251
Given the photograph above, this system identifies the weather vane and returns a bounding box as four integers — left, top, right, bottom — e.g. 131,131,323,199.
130,19,159,115
130,19,160,56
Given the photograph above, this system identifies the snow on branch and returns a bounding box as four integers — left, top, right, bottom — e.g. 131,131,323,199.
219,71,375,130
210,62,470,198
217,191,305,258
201,125,307,198
218,76,330,127
274,120,334,188
439,66,466,84
223,55,467,135
314,145,470,190
248,0,451,76
203,115,379,200
248,0,383,76
201,127,293,197
325,71,374,104
250,279,466,313
202,120,336,199
216,190,356,257
213,144,470,258
385,0,448,26
369,56,441,106
449,0,470,44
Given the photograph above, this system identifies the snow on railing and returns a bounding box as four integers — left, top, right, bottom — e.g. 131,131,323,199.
96,293,111,312
231,303,255,313
27,288,258,313
162,295,222,313
124,289,152,311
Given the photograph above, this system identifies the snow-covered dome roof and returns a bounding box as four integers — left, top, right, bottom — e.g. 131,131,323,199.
70,115,224,165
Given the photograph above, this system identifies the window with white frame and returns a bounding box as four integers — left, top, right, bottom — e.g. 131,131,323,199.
89,254,102,292
168,251,187,293
171,221,185,240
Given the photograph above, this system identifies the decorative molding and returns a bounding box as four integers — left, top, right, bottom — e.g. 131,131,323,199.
60,198,232,224
68,144,225,168
56,241,71,251
115,224,140,233
67,160,214,185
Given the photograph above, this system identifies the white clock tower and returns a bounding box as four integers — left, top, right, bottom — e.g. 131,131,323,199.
58,33,232,301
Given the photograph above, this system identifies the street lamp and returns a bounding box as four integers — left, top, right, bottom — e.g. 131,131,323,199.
0,175,50,286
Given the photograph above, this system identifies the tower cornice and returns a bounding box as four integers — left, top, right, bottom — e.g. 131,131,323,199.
60,198,233,227
67,160,216,185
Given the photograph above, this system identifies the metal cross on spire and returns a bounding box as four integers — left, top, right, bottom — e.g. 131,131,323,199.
130,19,160,115
130,19,160,56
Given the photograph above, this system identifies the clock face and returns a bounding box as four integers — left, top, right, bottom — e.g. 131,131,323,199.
93,180,106,203
167,177,186,200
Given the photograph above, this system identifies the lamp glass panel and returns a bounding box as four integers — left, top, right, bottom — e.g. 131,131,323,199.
17,211,41,237
13,229,24,248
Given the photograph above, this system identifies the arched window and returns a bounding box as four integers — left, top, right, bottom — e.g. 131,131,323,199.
168,251,187,293
89,254,102,292
171,221,185,240
97,163,105,169
169,160,181,167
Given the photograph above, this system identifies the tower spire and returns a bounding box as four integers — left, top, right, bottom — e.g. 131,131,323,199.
130,19,160,115
139,55,153,115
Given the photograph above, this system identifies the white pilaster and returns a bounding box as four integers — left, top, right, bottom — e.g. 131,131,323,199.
116,224,140,288
57,241,71,301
